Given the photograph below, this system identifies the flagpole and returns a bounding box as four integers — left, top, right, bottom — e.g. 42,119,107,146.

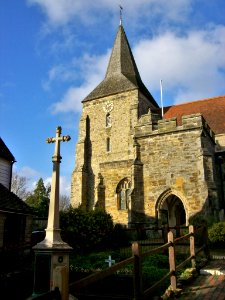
160,79,164,118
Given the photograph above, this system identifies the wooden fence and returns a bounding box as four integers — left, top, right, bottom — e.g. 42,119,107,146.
69,225,209,299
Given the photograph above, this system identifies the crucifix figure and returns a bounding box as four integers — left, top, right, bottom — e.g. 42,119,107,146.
44,126,71,247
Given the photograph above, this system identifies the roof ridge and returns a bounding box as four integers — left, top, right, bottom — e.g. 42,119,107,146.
170,95,225,107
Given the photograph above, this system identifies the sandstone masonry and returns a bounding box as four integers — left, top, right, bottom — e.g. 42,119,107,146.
71,24,225,227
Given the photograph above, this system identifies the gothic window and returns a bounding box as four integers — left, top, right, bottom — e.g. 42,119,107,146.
106,137,111,152
106,113,111,127
116,178,131,210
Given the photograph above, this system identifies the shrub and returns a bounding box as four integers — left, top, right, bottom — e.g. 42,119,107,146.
60,207,114,252
141,255,169,291
143,254,169,269
70,251,122,272
208,222,225,247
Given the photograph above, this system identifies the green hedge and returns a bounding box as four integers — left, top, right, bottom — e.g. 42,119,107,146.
60,207,114,252
208,222,225,247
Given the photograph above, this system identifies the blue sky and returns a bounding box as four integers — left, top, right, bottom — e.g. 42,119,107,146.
1,0,225,196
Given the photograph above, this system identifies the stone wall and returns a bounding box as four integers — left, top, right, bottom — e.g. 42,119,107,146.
71,89,150,209
98,160,133,224
135,113,219,223
71,88,222,225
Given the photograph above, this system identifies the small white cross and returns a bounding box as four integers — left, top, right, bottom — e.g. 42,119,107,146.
105,255,115,267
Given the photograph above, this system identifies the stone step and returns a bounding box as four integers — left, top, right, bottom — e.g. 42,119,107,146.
200,255,225,275
200,268,225,275
211,255,225,260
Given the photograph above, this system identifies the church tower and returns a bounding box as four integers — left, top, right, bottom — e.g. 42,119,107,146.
71,24,159,224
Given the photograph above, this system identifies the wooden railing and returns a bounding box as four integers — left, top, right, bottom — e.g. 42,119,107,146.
69,225,209,299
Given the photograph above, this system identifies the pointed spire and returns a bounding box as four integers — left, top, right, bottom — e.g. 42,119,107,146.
83,25,158,108
105,25,141,80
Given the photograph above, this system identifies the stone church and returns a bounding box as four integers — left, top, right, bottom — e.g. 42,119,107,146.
71,24,225,227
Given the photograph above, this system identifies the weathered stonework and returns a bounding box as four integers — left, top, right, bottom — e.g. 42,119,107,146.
135,113,218,225
71,89,144,210
71,95,222,225
71,24,225,226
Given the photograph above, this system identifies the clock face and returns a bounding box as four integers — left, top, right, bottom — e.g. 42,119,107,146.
103,101,113,113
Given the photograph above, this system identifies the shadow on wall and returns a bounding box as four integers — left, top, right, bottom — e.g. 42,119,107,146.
83,115,95,211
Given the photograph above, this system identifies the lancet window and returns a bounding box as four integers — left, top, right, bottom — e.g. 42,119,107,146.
106,137,111,152
116,178,131,210
106,113,111,127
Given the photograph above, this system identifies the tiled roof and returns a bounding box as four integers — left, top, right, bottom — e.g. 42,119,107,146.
83,25,158,108
0,138,16,162
0,183,34,214
164,95,225,134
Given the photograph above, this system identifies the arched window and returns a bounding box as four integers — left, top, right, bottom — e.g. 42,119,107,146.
106,137,111,152
116,178,131,210
106,113,111,127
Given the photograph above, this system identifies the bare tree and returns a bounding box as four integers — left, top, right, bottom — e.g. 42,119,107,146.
59,194,70,211
11,172,30,200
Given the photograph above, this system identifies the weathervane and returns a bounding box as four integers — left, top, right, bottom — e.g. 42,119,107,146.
119,5,123,25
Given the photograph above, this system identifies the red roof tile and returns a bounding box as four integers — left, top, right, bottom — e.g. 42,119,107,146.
164,95,225,134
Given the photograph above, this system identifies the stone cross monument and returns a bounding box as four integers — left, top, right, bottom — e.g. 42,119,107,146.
32,126,72,300
44,126,71,247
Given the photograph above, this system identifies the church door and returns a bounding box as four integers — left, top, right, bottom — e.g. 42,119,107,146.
157,194,186,233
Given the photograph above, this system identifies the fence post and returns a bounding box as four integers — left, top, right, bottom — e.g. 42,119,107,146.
132,242,142,300
189,225,196,269
168,231,176,291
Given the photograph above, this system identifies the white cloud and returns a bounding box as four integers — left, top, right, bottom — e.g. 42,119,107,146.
14,167,70,196
13,166,41,192
43,63,77,90
44,176,71,196
50,51,110,113
17,166,40,178
30,0,225,110
27,0,82,26
51,24,225,112
134,25,225,103
26,175,71,196
60,176,71,196
28,0,193,28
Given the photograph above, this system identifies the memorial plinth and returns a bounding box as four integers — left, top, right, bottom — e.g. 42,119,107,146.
32,126,72,300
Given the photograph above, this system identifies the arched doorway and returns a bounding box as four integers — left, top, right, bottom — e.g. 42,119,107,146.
157,192,186,228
